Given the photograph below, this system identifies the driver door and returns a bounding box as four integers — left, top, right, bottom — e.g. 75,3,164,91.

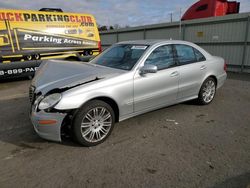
133,44,179,112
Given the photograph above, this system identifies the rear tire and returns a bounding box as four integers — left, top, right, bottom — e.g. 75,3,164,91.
73,100,115,146
34,54,40,60
197,77,216,105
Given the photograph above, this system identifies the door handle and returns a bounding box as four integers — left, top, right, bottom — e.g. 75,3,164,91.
170,71,179,77
200,65,206,70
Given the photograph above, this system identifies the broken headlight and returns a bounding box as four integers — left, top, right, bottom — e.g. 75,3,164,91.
38,93,62,110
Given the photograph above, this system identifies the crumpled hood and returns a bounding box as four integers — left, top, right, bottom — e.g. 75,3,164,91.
32,60,123,94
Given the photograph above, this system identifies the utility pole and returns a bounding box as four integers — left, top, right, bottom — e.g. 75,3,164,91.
170,12,173,23
179,8,182,39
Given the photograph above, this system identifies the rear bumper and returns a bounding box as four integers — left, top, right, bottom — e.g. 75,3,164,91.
217,72,227,89
30,108,67,142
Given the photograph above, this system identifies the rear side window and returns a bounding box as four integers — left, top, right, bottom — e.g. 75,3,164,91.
194,48,206,62
174,44,197,65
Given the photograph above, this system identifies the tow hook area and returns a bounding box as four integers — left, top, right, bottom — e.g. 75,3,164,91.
60,112,75,141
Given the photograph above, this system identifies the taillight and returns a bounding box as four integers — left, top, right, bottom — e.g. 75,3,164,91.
224,61,227,72
98,41,102,53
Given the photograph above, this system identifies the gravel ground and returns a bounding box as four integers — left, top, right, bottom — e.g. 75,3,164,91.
0,73,249,188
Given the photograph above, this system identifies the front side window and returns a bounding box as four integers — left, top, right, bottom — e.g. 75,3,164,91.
174,44,197,65
91,44,148,70
145,45,175,70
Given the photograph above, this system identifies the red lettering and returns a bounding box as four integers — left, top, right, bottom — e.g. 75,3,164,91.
0,12,6,21
6,13,14,21
15,13,23,21
75,15,81,22
0,12,94,23
87,16,92,23
69,15,75,22
80,16,86,23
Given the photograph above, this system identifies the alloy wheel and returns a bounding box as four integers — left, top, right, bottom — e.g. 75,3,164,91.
80,107,112,143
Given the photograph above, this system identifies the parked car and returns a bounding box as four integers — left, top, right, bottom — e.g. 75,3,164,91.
30,40,227,146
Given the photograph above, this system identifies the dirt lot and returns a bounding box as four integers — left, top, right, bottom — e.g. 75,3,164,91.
0,73,249,188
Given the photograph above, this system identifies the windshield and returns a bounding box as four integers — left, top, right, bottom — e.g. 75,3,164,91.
91,44,149,70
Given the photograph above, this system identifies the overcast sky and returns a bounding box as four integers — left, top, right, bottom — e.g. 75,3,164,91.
0,0,250,27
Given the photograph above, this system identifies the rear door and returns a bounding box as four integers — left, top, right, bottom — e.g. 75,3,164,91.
174,44,207,100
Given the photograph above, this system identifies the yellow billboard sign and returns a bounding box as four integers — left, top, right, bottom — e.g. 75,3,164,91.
0,9,101,62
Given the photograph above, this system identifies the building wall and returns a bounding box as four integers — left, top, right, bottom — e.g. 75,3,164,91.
100,13,250,73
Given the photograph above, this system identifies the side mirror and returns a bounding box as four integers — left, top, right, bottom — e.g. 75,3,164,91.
140,64,158,74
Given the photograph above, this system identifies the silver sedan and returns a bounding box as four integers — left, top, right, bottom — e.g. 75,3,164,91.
30,40,227,146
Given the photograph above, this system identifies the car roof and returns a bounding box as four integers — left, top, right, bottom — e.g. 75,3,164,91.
117,39,189,46
117,39,169,46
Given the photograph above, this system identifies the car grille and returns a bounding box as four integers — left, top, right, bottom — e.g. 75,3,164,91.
29,86,36,104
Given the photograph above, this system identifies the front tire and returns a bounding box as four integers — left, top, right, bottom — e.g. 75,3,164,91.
73,100,115,146
198,77,216,105
25,55,33,61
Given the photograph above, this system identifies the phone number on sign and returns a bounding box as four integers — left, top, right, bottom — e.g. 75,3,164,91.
0,67,39,76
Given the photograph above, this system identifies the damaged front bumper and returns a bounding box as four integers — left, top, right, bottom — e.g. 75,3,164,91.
30,106,67,142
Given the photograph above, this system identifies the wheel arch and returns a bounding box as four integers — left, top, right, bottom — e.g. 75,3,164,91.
200,74,218,89
79,96,120,123
206,75,217,87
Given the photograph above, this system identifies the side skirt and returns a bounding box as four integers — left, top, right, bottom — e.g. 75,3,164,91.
119,95,198,122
